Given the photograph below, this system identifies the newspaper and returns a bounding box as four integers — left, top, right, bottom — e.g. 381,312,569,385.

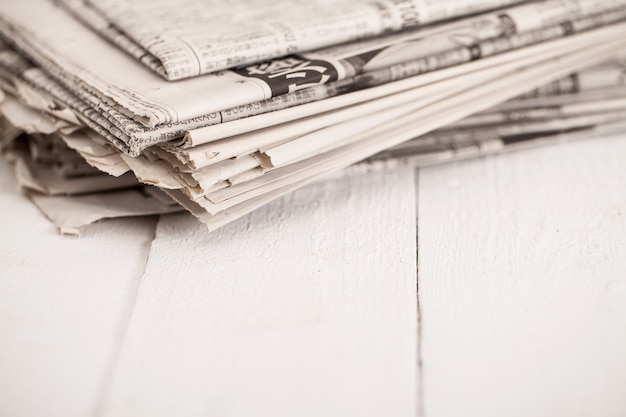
3,55,625,232
173,29,626,172
1,0,626,234
32,36,620,219
367,119,626,164
30,188,181,235
0,113,181,233
0,0,624,154
190,39,625,216
60,0,524,80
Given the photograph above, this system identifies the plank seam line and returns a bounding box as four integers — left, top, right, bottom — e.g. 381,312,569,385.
415,168,425,417
92,215,161,417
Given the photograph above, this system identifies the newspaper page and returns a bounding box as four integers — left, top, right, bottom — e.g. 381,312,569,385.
0,7,615,166
60,0,524,80
366,119,626,167
161,30,626,204
1,0,624,131
1,0,625,164
3,46,625,232
193,39,626,226
180,23,626,152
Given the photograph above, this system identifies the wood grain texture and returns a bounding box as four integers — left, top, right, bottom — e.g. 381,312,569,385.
417,133,626,417
0,161,157,417
99,166,419,417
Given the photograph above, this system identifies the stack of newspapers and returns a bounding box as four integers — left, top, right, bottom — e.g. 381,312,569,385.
1,0,625,234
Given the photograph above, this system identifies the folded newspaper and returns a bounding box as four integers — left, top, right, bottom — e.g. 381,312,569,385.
0,0,625,234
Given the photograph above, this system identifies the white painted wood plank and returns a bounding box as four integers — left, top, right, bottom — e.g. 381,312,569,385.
100,166,419,417
0,160,157,417
417,133,626,417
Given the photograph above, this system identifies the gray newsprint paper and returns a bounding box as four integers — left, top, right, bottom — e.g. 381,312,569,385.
59,0,524,80
0,0,624,156
1,0,626,234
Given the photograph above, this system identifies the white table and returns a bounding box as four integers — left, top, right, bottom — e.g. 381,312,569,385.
1,132,625,417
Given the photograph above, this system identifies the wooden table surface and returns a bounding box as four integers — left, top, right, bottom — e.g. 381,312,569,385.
1,132,625,417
